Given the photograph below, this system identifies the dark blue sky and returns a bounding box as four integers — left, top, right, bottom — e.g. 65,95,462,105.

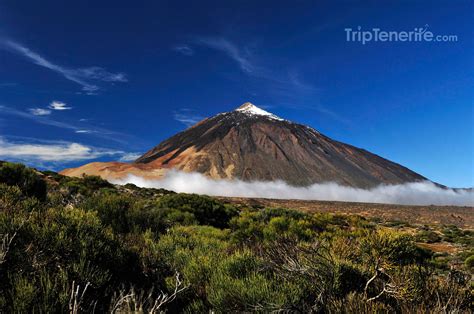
0,0,472,187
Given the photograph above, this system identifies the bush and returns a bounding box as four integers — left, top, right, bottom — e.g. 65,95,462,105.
80,194,134,233
464,255,474,270
332,262,367,297
360,229,432,266
0,162,47,200
441,225,474,246
128,202,198,233
1,162,472,313
0,204,140,312
416,230,441,243
230,207,323,243
207,269,308,312
62,175,114,196
81,194,203,235
156,194,238,228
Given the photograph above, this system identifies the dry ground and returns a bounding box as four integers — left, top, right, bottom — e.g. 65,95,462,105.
218,197,474,229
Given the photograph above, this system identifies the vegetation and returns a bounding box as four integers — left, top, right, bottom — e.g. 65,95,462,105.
0,161,47,200
0,161,472,312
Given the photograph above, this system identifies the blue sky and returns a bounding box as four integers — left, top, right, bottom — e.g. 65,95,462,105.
0,0,472,187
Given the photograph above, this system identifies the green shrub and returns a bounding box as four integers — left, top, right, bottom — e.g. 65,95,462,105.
0,204,139,313
1,162,472,313
62,175,114,196
208,270,307,312
416,230,442,243
0,162,47,200
82,175,113,189
332,262,367,297
80,194,133,233
156,193,238,228
441,225,474,246
230,207,323,243
464,255,474,270
360,229,432,266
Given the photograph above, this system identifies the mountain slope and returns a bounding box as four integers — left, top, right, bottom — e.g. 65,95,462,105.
61,102,426,188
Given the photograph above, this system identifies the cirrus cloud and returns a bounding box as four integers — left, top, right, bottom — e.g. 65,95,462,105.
29,108,51,116
173,45,194,56
173,109,204,127
0,39,127,94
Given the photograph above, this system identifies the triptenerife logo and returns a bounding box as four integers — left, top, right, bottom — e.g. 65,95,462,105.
345,25,458,44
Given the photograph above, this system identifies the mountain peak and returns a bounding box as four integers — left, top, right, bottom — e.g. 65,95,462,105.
63,101,426,188
236,102,257,110
234,102,283,121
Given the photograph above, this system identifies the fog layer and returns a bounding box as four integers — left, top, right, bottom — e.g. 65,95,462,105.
112,170,473,206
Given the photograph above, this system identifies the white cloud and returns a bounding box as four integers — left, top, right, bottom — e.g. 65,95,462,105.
0,105,134,144
0,105,78,130
75,130,93,134
195,37,288,83
173,45,194,56
29,108,51,116
0,139,116,162
197,37,256,73
173,109,204,127
73,66,127,82
112,170,474,206
27,100,70,118
1,40,127,94
118,153,142,162
194,37,346,123
0,138,138,164
49,101,71,110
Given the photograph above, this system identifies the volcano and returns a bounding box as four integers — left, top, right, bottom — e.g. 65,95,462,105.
61,102,426,188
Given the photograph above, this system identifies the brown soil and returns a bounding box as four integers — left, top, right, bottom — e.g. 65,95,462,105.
217,197,474,228
417,242,460,254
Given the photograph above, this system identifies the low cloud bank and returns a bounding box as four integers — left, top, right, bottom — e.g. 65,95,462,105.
112,170,473,206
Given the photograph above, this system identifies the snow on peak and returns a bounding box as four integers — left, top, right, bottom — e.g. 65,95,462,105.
235,102,283,120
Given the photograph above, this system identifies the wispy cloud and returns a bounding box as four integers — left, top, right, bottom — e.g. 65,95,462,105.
173,109,204,127
29,108,51,116
195,36,348,124
49,100,71,110
27,100,71,117
196,37,256,74
312,105,351,125
287,70,320,93
173,45,194,56
118,152,142,162
0,105,78,131
0,137,127,163
194,37,305,88
0,40,127,94
0,105,133,144
195,37,291,83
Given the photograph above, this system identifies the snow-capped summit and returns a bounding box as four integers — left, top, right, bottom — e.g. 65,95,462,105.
235,102,283,121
